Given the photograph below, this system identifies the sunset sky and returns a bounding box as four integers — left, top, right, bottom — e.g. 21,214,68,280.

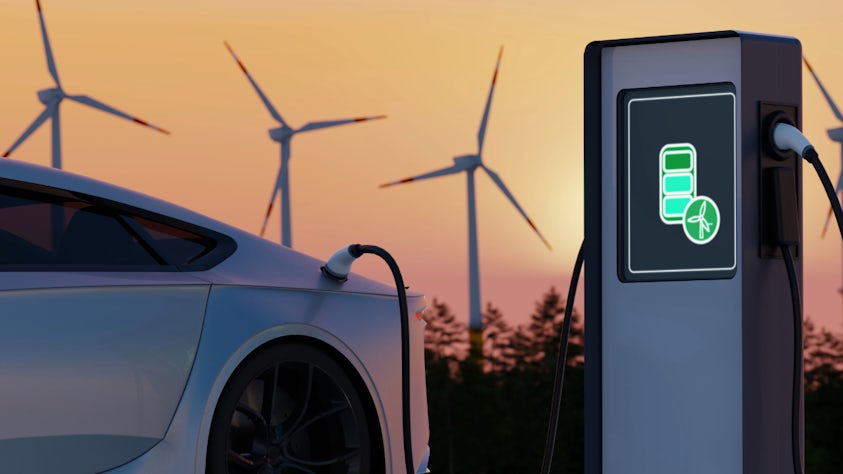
2,0,843,332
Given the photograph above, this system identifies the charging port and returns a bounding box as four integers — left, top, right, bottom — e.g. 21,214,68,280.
760,103,800,258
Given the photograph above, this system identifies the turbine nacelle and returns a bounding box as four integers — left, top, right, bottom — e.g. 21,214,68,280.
453,154,482,169
269,126,293,142
828,127,843,143
37,87,62,105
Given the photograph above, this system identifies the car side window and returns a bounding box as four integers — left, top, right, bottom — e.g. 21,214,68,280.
0,192,57,265
0,187,158,267
129,216,217,266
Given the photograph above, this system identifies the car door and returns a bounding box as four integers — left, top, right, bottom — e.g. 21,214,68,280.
0,181,218,473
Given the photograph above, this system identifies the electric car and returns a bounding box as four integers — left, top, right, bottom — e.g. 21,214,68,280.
0,159,430,474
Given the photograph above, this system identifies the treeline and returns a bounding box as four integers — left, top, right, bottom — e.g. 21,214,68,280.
423,288,843,473
424,287,584,473
804,318,843,471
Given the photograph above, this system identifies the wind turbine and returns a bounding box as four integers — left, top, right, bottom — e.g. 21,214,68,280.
379,47,551,357
805,57,843,326
3,0,169,169
224,41,386,248
804,58,843,239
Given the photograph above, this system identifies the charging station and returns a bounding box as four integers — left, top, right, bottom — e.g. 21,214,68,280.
584,32,802,473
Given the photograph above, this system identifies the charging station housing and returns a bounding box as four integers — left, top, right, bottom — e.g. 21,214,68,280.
584,31,802,474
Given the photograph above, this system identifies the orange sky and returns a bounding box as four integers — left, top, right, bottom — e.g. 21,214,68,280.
2,0,843,332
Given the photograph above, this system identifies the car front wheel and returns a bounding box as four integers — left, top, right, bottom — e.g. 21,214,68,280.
207,342,374,474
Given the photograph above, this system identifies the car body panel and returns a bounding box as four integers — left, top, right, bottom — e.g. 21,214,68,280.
0,280,209,473
409,304,430,471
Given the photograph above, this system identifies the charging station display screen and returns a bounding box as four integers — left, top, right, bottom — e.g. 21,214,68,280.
620,83,736,281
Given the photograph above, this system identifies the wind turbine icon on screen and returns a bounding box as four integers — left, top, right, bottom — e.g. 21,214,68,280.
687,200,711,240
379,47,551,357
3,0,170,169
224,42,386,248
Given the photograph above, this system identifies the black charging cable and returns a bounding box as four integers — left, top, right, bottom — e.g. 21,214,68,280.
765,161,803,474
540,241,584,474
780,243,803,474
804,148,843,240
321,244,415,474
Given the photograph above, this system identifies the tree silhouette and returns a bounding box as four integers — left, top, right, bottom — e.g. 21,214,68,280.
514,286,583,371
424,298,468,369
482,302,516,373
803,317,843,473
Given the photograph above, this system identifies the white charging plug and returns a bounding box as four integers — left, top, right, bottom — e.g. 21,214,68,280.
320,245,362,282
773,122,815,159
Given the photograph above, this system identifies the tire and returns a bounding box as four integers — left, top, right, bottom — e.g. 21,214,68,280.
207,342,374,474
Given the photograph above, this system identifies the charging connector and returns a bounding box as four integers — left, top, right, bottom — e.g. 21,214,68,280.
760,104,801,258
774,122,814,160
321,245,364,281
763,109,799,161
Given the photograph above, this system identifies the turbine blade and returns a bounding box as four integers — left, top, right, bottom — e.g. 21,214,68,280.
481,165,551,250
477,46,503,155
821,205,833,238
2,106,53,157
379,164,464,188
298,115,386,133
224,41,286,126
259,179,281,238
821,173,843,238
822,180,843,238
36,0,61,88
804,56,843,123
67,95,170,135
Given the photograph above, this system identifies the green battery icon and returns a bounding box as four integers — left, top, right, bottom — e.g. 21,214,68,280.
659,143,696,224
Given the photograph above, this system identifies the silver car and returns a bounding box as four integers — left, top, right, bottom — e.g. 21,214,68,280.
0,159,430,474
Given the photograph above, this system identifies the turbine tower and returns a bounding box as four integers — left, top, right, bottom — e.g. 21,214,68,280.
224,41,385,248
3,0,170,169
804,56,843,325
380,47,551,358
